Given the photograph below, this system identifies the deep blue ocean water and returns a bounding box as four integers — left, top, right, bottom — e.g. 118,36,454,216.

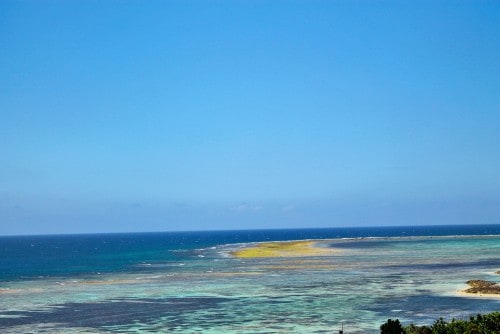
0,224,499,333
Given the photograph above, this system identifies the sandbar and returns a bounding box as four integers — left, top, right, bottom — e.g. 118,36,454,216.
231,240,339,258
457,291,500,299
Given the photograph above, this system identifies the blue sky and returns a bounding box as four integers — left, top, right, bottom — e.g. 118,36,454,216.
1,1,499,235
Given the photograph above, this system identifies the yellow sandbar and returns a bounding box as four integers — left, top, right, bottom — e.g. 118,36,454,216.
231,240,337,258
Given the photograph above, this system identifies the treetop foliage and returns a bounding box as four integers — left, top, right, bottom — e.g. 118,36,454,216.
381,312,500,334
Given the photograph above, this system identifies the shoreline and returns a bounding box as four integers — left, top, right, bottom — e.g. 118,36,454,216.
457,290,500,299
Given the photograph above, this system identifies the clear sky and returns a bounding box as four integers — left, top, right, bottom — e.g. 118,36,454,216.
1,1,499,235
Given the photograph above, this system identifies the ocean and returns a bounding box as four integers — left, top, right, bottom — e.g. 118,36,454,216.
0,224,499,333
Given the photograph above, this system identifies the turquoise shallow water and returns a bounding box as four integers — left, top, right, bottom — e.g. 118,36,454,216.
0,226,499,333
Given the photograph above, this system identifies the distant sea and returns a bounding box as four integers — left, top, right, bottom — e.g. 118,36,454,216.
1,224,499,333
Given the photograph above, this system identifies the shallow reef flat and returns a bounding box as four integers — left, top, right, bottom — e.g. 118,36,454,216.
1,232,499,333
230,240,339,258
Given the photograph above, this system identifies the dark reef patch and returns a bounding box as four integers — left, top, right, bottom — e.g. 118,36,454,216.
0,297,230,331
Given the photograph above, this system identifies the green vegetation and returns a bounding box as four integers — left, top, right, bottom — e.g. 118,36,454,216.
380,319,405,334
381,312,500,334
